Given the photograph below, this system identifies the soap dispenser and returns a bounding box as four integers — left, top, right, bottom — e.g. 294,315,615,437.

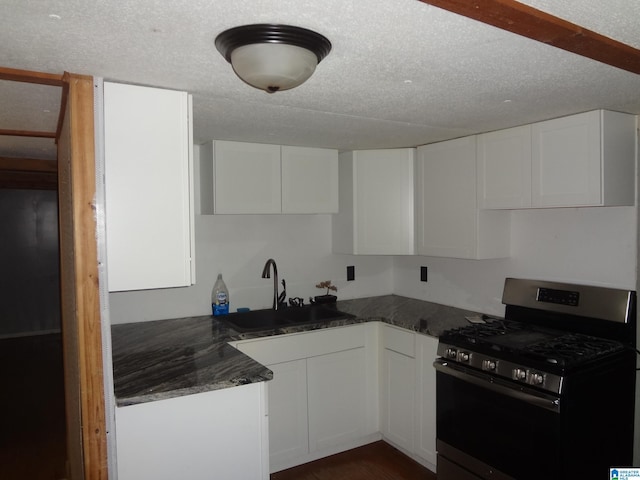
211,274,229,316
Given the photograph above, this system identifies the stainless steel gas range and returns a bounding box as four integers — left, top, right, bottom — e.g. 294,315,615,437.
434,278,637,480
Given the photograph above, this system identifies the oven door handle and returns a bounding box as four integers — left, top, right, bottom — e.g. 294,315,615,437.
434,359,561,413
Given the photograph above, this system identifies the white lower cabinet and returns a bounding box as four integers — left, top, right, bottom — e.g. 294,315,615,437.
267,359,309,467
115,383,269,480
378,325,438,472
415,333,439,468
307,347,368,451
234,324,379,473
233,323,438,474
381,325,416,453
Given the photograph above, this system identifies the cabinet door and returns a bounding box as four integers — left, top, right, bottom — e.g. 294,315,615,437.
415,334,438,469
332,149,416,255
267,359,309,472
214,141,281,213
104,82,193,291
307,347,367,452
477,125,532,209
381,325,416,452
382,348,416,452
355,149,415,254
417,136,478,258
281,146,338,214
531,111,601,207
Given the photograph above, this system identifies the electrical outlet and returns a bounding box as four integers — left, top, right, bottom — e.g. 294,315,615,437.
347,265,355,281
420,266,428,282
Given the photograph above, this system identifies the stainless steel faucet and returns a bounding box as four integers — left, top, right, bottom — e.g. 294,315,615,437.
261,258,279,310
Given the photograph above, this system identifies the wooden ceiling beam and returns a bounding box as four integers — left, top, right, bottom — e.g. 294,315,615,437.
0,156,57,173
0,128,57,138
419,0,640,75
0,66,64,86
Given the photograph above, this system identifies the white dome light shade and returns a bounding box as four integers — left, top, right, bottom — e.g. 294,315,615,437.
231,43,318,93
215,24,332,94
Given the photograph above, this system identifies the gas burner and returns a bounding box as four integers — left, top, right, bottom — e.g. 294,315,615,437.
443,318,525,339
523,333,624,367
440,318,627,371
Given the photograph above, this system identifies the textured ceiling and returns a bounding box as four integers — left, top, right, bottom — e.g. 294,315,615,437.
1,0,640,160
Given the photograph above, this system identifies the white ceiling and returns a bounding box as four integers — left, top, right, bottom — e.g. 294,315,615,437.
1,0,640,160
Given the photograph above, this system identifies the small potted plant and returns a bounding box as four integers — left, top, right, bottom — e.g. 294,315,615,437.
314,280,338,304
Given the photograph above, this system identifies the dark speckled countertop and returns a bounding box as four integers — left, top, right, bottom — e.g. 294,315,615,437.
111,294,480,406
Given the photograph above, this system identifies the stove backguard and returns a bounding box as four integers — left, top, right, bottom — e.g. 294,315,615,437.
502,278,636,347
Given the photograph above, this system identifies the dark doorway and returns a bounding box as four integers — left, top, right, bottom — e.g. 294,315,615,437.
0,188,67,479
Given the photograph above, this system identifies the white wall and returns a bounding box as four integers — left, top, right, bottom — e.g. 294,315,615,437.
109,213,394,323
110,144,638,324
110,205,636,323
394,206,637,316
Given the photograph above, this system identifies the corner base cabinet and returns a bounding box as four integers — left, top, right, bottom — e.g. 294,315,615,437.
115,383,269,480
104,82,194,291
232,324,379,473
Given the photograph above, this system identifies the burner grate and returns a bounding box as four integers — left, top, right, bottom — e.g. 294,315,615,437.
524,333,624,367
440,319,626,369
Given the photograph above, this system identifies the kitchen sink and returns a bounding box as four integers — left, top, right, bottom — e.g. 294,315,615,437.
221,305,355,333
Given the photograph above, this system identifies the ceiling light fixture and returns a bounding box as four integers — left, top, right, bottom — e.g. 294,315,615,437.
215,24,332,93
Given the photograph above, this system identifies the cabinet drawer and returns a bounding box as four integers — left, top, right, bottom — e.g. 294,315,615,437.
383,325,415,358
236,324,366,366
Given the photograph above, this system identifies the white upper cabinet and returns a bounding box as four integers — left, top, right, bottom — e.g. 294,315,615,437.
201,141,338,214
212,141,282,214
281,146,339,214
477,110,637,209
532,110,636,207
477,125,532,209
104,82,194,292
332,149,416,255
416,136,510,259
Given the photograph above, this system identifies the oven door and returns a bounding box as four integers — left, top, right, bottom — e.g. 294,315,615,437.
434,359,562,480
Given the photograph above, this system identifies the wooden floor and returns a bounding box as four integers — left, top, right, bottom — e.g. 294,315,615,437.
0,334,67,480
271,441,437,480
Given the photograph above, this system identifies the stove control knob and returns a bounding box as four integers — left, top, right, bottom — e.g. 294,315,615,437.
482,359,496,371
445,348,457,359
458,352,470,363
530,373,544,385
513,368,527,381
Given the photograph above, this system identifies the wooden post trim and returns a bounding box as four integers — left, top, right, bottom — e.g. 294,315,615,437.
65,72,108,480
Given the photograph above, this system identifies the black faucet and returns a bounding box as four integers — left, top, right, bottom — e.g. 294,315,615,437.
261,258,280,310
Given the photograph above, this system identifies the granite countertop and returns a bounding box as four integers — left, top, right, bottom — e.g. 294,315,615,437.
111,294,481,407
